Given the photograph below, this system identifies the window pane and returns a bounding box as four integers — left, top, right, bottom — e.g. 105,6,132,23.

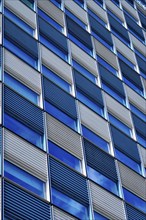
4,113,43,149
82,125,109,152
115,149,141,174
52,188,89,219
48,141,81,172
65,9,86,29
130,104,146,122
4,160,45,197
87,166,118,195
97,56,118,76
94,211,108,220
4,72,38,105
45,101,77,131
123,188,146,213
20,0,34,10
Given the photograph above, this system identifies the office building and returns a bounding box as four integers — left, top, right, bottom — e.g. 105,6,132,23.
0,0,146,219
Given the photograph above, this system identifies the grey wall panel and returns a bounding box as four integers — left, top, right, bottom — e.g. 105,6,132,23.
122,1,139,21
90,181,126,220
4,49,41,94
5,0,36,28
79,102,111,142
70,42,98,76
53,207,78,220
104,93,132,128
4,129,48,182
118,162,146,200
94,39,118,70
139,146,146,167
106,1,124,22
41,45,72,84
46,114,83,160
38,0,64,27
64,0,88,25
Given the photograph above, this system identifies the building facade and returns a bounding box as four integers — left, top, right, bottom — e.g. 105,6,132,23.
0,0,146,219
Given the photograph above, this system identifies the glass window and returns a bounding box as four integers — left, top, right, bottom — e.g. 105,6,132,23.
115,149,141,174
87,166,118,195
4,38,38,69
94,211,108,220
4,72,39,105
42,65,71,93
74,0,84,8
123,188,146,213
20,0,34,10
111,0,119,6
109,113,132,136
88,9,106,27
82,125,109,152
97,55,118,76
48,141,81,172
4,160,45,197
38,8,62,32
65,9,86,29
76,90,104,116
50,0,61,8
123,77,143,96
92,31,113,51
4,8,34,35
39,35,68,62
107,9,123,25
72,60,96,83
118,52,135,69
4,113,43,149
136,132,146,148
52,188,89,219
93,0,103,7
130,104,146,122
102,81,126,105
45,101,77,131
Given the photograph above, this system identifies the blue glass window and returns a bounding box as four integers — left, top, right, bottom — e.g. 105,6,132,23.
92,31,113,50
39,35,68,61
82,125,109,152
109,113,132,136
48,141,81,172
4,8,34,35
123,77,144,96
4,38,37,69
20,0,34,10
87,166,118,195
42,65,71,93
107,9,123,25
45,101,77,131
94,211,108,220
65,9,86,29
77,90,104,116
72,60,96,83
74,0,84,8
123,188,146,213
4,113,43,149
38,8,62,32
102,82,125,105
137,133,146,148
4,72,38,105
117,52,135,69
97,56,118,76
115,149,141,174
130,104,146,122
88,9,106,27
111,0,119,6
52,188,89,219
4,160,45,197
50,0,61,8
94,0,103,7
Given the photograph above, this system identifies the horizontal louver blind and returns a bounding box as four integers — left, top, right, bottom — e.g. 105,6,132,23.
89,14,113,47
50,157,89,206
84,139,118,182
119,59,143,89
126,203,146,220
111,125,140,162
4,17,38,58
66,16,92,50
53,207,78,220
124,13,144,42
4,181,51,220
43,77,77,119
98,64,125,97
132,113,146,137
39,17,68,53
108,13,130,44
4,86,44,134
4,129,48,181
74,69,103,106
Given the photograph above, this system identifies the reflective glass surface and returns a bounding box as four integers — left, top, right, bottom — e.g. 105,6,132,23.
94,211,109,220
